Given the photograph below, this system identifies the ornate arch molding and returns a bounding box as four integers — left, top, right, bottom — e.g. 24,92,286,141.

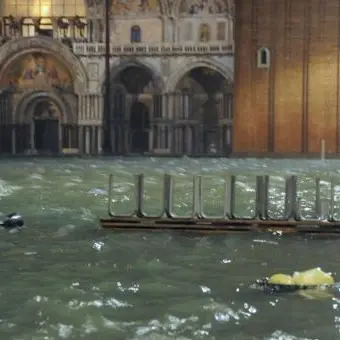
101,59,165,92
14,90,76,124
165,57,233,92
0,37,89,93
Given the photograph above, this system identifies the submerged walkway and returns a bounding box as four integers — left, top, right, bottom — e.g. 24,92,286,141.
100,173,340,235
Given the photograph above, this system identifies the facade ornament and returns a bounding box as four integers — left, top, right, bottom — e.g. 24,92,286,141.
8,15,20,33
57,17,70,30
86,0,106,17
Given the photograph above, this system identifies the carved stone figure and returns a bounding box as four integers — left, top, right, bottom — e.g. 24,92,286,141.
180,0,229,15
110,0,160,16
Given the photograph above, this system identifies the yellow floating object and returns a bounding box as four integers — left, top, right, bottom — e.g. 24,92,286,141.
268,274,293,285
292,268,334,286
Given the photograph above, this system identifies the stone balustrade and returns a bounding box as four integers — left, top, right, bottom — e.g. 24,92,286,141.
72,41,234,56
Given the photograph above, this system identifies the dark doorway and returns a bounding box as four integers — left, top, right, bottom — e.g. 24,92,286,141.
175,66,231,156
111,89,126,154
33,100,60,153
117,67,153,94
34,119,59,153
202,97,219,154
130,102,149,153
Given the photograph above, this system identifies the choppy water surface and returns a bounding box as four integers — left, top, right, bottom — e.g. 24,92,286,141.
2,158,340,339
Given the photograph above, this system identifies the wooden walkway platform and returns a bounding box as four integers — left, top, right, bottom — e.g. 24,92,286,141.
101,172,340,235
100,217,340,235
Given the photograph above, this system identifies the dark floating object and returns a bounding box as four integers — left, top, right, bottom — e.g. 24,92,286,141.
0,212,24,229
250,278,321,294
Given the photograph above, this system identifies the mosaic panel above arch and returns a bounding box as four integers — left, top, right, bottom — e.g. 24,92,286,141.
179,0,232,15
0,52,73,91
110,0,162,16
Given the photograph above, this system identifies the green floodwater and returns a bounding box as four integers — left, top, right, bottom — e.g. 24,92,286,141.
2,158,340,340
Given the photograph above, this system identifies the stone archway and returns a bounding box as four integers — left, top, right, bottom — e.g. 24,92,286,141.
31,99,60,153
0,45,79,154
165,58,233,93
107,62,162,153
15,92,71,154
104,60,164,95
170,65,233,156
15,90,71,124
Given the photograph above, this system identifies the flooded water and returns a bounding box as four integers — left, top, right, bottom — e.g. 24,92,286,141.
1,157,340,340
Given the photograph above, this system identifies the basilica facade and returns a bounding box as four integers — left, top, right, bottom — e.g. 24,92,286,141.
0,0,234,156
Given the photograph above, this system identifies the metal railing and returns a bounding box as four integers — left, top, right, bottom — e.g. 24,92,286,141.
107,174,338,222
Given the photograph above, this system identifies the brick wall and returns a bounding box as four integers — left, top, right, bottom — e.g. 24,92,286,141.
233,0,340,155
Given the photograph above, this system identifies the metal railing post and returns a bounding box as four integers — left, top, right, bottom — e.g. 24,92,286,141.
255,175,268,220
135,174,144,218
284,175,300,220
108,174,114,217
262,175,269,219
192,175,203,218
315,177,321,218
163,174,173,218
329,180,335,221
224,174,235,219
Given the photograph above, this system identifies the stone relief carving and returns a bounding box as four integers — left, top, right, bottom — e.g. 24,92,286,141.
87,63,99,81
86,0,103,17
161,58,171,77
180,0,228,15
110,0,161,16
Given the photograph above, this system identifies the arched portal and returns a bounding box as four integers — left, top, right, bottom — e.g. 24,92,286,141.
0,50,78,154
108,63,161,154
173,66,233,156
15,92,71,154
31,98,60,153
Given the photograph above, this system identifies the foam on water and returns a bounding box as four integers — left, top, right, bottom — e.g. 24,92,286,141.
0,179,21,199
29,173,44,181
88,188,107,196
265,331,316,340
